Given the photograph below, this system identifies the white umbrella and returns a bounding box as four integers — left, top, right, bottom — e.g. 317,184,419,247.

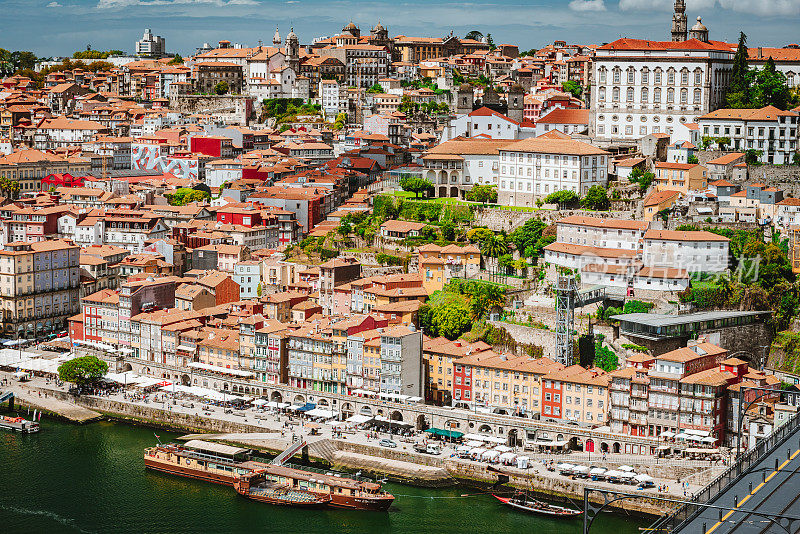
634,474,654,483
618,465,635,472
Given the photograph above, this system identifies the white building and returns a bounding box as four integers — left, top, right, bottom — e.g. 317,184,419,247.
697,106,799,165
441,107,534,142
136,29,166,58
496,138,609,205
555,215,648,250
319,79,342,121
642,229,729,273
591,27,734,141
233,260,262,299
421,138,509,199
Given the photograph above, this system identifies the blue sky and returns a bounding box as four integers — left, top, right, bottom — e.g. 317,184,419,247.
2,0,800,57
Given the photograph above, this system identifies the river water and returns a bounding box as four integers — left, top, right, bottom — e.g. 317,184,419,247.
0,417,647,533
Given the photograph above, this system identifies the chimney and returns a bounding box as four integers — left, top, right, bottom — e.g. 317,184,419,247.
758,47,763,59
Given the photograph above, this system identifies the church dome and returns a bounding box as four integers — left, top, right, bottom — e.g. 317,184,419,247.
691,16,708,32
343,21,359,32
287,27,298,42
373,22,385,32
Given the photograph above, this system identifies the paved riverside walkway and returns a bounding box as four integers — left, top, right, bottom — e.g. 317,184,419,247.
1,374,101,423
3,373,721,498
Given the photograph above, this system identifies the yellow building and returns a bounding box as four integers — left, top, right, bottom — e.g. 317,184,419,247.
417,243,481,294
643,189,681,221
654,162,708,194
423,336,491,405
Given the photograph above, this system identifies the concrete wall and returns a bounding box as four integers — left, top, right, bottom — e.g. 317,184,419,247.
169,95,254,126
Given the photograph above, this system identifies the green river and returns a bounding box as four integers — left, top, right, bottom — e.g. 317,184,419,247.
0,417,648,533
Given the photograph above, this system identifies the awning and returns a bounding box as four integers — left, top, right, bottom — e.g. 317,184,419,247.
187,361,255,378
346,414,372,424
660,431,675,438
424,428,463,439
306,408,338,419
295,402,316,412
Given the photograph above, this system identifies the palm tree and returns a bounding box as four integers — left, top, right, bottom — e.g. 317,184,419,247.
481,235,508,272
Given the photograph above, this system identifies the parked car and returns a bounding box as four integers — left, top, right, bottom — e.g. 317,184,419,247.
379,439,398,448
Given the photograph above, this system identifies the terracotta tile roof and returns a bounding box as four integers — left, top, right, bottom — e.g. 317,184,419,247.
536,108,591,124
644,229,729,242
501,137,609,156
707,152,744,165
698,105,797,121
657,342,727,363
544,242,640,259
644,189,681,207
655,162,701,170
426,137,512,156
598,37,735,53
557,215,648,231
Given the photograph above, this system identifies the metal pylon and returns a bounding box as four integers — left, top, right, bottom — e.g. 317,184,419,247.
556,274,576,366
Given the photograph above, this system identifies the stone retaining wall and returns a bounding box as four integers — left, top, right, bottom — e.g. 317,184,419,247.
473,208,636,232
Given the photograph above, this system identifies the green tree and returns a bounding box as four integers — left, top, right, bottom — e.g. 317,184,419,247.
399,175,433,198
594,342,618,372
687,155,699,164
752,57,792,109
464,184,497,204
169,188,209,206
466,227,494,245
509,218,546,257
730,32,750,95
58,356,108,387
366,83,384,94
337,218,352,237
561,80,583,99
214,81,229,95
441,221,456,241
544,190,579,208
745,149,763,165
465,30,484,41
485,33,495,51
256,282,262,297
581,185,610,211
169,54,183,65
430,294,473,340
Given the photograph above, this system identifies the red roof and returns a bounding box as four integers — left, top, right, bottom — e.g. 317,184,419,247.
598,38,734,53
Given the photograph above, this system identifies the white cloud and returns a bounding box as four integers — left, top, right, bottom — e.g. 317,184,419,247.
569,0,606,11
717,0,800,16
97,0,256,8
618,0,714,10
46,1,63,6
618,0,796,14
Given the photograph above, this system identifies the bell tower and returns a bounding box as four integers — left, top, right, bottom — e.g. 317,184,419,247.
671,0,687,42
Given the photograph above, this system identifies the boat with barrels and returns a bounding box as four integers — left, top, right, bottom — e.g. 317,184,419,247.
143,440,395,511
233,470,331,507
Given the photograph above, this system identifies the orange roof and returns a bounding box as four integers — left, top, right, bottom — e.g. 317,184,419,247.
644,229,729,242
644,189,681,207
557,215,648,231
699,105,797,121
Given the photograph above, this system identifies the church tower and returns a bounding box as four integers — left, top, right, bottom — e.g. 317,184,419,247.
671,0,688,42
273,26,281,46
286,28,300,73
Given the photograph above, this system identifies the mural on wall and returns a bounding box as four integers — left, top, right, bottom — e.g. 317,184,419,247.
131,143,199,180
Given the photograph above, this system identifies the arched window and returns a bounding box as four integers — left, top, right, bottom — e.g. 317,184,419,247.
599,87,606,101
667,69,675,85
680,88,688,104
626,87,634,102
654,87,661,103
613,68,621,84
599,68,607,83
654,69,662,84
627,68,635,84
641,67,649,84
612,87,620,101
681,69,689,85
694,69,702,86
667,88,675,103
641,87,648,103
693,88,701,104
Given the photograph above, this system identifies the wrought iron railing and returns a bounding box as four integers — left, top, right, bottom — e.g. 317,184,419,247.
649,408,800,532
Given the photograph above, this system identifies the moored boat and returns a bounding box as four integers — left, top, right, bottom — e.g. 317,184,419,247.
234,470,331,507
493,493,583,517
143,440,394,511
0,415,39,433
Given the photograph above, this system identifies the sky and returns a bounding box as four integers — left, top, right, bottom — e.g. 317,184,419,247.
2,0,800,57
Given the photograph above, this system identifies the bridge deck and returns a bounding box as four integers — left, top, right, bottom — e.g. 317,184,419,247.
675,427,800,533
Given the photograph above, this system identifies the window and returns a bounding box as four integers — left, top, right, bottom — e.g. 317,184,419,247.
694,88,701,104
681,70,689,85
598,87,606,101
695,70,702,85
680,88,688,104
626,87,634,102
654,70,662,84
613,69,620,84
641,87,648,103
654,87,661,103
627,68,635,84
667,88,674,103
641,69,649,84
667,70,675,85
612,87,620,102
